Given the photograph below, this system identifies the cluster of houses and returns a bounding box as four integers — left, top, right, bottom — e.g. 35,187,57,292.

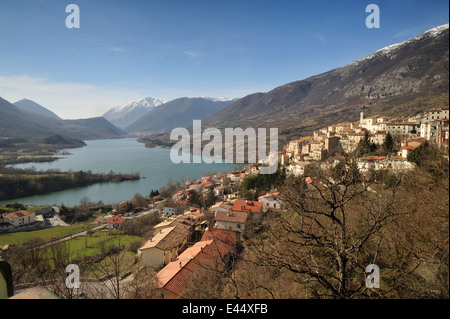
169,168,258,207
129,171,282,298
281,107,449,176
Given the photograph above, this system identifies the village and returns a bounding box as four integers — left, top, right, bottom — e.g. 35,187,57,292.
1,105,448,299
282,106,449,175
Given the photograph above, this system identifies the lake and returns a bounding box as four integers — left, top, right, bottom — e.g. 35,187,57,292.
0,138,239,206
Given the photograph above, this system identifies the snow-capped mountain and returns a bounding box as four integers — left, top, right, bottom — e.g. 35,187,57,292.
205,23,449,140
199,97,238,102
350,23,449,66
103,97,168,129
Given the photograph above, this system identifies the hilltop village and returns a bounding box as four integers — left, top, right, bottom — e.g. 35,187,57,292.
282,107,448,174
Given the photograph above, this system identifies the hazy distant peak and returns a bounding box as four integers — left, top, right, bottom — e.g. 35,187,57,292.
13,98,62,120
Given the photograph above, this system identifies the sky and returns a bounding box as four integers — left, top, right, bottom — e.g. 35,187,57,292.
0,0,448,119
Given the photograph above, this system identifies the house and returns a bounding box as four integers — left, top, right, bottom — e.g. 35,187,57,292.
386,122,420,139
155,232,236,299
231,200,263,214
400,146,416,158
227,173,241,187
37,207,55,218
185,210,205,223
208,202,232,214
360,112,391,133
214,210,248,239
163,202,182,218
325,135,340,156
258,192,281,211
279,154,290,166
438,119,449,146
138,219,193,268
214,186,225,197
420,121,439,140
107,215,126,229
174,200,189,211
172,190,187,202
0,211,36,232
286,162,308,176
153,214,196,233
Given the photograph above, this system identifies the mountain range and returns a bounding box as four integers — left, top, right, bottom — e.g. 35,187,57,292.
0,96,124,141
2,24,448,148
204,23,449,144
123,97,236,134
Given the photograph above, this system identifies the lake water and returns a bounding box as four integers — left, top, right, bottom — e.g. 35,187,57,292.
0,138,239,206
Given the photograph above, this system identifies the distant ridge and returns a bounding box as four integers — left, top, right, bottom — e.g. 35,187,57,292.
13,98,61,120
0,96,125,140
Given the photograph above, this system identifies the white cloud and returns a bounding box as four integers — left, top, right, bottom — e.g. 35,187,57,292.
109,47,126,52
0,75,145,119
182,50,200,57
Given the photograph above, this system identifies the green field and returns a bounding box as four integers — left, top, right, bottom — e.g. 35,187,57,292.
45,231,142,260
0,225,97,247
43,231,143,278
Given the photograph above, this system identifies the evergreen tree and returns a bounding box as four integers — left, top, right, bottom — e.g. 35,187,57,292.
382,132,395,156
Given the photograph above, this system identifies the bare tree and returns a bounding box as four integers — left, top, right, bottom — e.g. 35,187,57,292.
45,241,81,299
245,155,414,298
88,234,132,299
124,266,160,299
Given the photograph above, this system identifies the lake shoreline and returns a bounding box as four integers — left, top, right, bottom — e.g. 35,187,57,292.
1,138,238,206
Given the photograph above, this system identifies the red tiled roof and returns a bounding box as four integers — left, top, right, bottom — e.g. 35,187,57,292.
305,177,325,190
201,229,237,246
119,200,134,206
258,191,280,200
1,210,35,220
108,216,126,224
158,235,236,296
215,210,248,224
231,200,262,213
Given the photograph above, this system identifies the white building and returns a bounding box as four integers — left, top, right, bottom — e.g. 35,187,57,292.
420,121,439,141
360,112,390,133
286,162,308,176
0,211,36,232
258,192,282,212
386,122,420,139
163,203,182,218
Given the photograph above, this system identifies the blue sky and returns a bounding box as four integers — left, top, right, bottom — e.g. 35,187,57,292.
0,0,448,119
